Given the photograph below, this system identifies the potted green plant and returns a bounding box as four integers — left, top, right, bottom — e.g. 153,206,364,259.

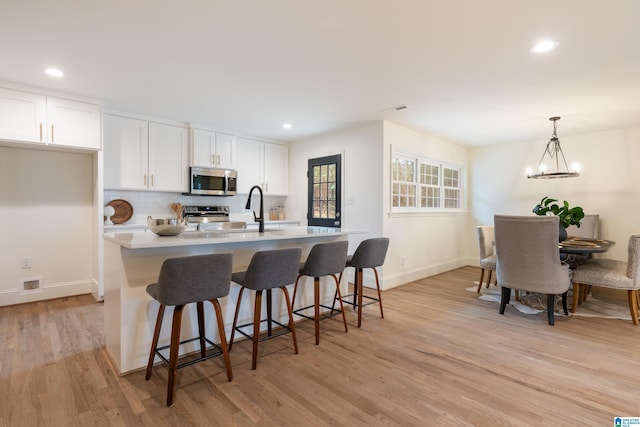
532,196,585,241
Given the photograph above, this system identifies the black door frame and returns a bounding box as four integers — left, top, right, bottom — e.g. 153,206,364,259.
307,154,342,227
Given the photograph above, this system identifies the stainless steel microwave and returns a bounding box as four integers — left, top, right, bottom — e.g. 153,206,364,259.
189,167,237,196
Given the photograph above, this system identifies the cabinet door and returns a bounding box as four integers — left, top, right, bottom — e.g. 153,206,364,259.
215,132,236,169
148,122,188,192
103,114,149,190
192,129,236,169
191,128,215,167
264,142,288,195
236,138,263,193
46,97,101,149
0,88,46,144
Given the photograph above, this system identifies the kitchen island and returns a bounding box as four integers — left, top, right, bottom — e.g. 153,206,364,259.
103,227,360,374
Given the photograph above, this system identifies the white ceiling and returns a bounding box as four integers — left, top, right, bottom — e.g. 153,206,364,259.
2,0,639,147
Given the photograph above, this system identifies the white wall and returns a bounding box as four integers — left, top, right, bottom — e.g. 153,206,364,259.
0,146,95,305
382,121,471,287
469,126,640,262
288,121,384,248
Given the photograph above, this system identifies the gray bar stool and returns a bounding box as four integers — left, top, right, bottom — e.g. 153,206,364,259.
145,253,233,407
291,240,349,345
229,248,302,370
336,237,389,327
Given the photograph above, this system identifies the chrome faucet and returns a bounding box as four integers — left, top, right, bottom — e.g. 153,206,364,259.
246,185,264,233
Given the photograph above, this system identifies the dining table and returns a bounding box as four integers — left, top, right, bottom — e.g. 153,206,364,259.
559,236,616,312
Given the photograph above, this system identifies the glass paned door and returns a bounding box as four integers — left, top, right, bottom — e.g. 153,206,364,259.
308,154,341,227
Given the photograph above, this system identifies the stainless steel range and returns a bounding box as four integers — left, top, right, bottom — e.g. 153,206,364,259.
183,205,247,231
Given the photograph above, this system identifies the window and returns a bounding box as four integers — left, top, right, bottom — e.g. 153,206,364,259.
392,152,463,211
392,156,416,208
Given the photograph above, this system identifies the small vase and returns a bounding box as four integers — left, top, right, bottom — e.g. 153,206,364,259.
559,225,568,242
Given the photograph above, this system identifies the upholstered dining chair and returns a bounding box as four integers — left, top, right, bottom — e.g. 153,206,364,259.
476,226,497,293
571,234,640,325
564,213,600,303
566,214,600,239
494,215,571,325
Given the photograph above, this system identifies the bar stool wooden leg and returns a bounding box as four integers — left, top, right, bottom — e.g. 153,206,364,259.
313,277,320,345
251,291,263,370
280,286,298,354
372,267,384,319
332,274,348,333
357,268,364,328
266,289,273,336
146,304,165,380
211,299,233,381
292,275,302,309
167,305,184,406
197,301,206,358
229,287,245,352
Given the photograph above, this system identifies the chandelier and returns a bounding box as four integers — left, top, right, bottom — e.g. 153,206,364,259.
527,116,580,179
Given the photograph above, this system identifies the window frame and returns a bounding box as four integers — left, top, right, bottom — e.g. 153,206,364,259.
391,150,465,213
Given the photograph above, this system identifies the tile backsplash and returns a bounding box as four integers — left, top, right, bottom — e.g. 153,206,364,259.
104,190,288,225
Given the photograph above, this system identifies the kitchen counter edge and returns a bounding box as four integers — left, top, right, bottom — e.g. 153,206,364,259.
103,227,364,249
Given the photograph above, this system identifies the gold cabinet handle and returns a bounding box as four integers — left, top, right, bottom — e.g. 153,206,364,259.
39,123,43,141
144,174,147,186
51,124,54,143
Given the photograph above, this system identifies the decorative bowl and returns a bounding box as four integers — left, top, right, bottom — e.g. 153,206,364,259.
147,216,188,236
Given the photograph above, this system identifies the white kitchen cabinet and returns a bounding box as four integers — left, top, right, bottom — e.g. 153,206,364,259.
0,87,101,150
148,122,189,192
236,138,288,195
263,142,288,195
191,128,236,169
46,97,102,149
103,114,188,192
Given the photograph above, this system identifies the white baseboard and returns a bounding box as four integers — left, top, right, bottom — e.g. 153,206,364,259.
0,279,94,307
382,258,472,290
90,278,104,302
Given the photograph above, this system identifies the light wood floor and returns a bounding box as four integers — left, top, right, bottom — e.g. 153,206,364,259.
2,266,639,426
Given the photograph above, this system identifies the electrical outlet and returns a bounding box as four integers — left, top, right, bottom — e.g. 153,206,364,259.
400,256,406,266
23,279,40,290
21,257,32,269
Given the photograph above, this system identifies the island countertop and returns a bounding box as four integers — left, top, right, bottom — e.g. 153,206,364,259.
103,226,360,249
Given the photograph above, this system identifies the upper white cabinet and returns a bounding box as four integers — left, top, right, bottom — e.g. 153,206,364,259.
148,122,189,192
191,128,236,169
236,138,288,195
0,87,101,150
46,97,102,149
104,114,188,192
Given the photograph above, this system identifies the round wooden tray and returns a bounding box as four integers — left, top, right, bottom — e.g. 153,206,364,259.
106,199,133,224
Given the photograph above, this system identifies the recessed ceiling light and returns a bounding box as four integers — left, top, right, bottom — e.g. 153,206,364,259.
282,123,292,129
45,68,64,77
531,40,559,54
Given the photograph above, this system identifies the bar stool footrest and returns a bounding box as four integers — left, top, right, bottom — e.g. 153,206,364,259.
154,337,225,370
234,319,293,342
338,293,381,307
293,304,343,321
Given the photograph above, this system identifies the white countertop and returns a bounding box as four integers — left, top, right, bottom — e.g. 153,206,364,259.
103,226,360,249
103,219,300,231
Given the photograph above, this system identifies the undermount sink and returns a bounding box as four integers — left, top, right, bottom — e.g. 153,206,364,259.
184,223,281,236
195,221,247,231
